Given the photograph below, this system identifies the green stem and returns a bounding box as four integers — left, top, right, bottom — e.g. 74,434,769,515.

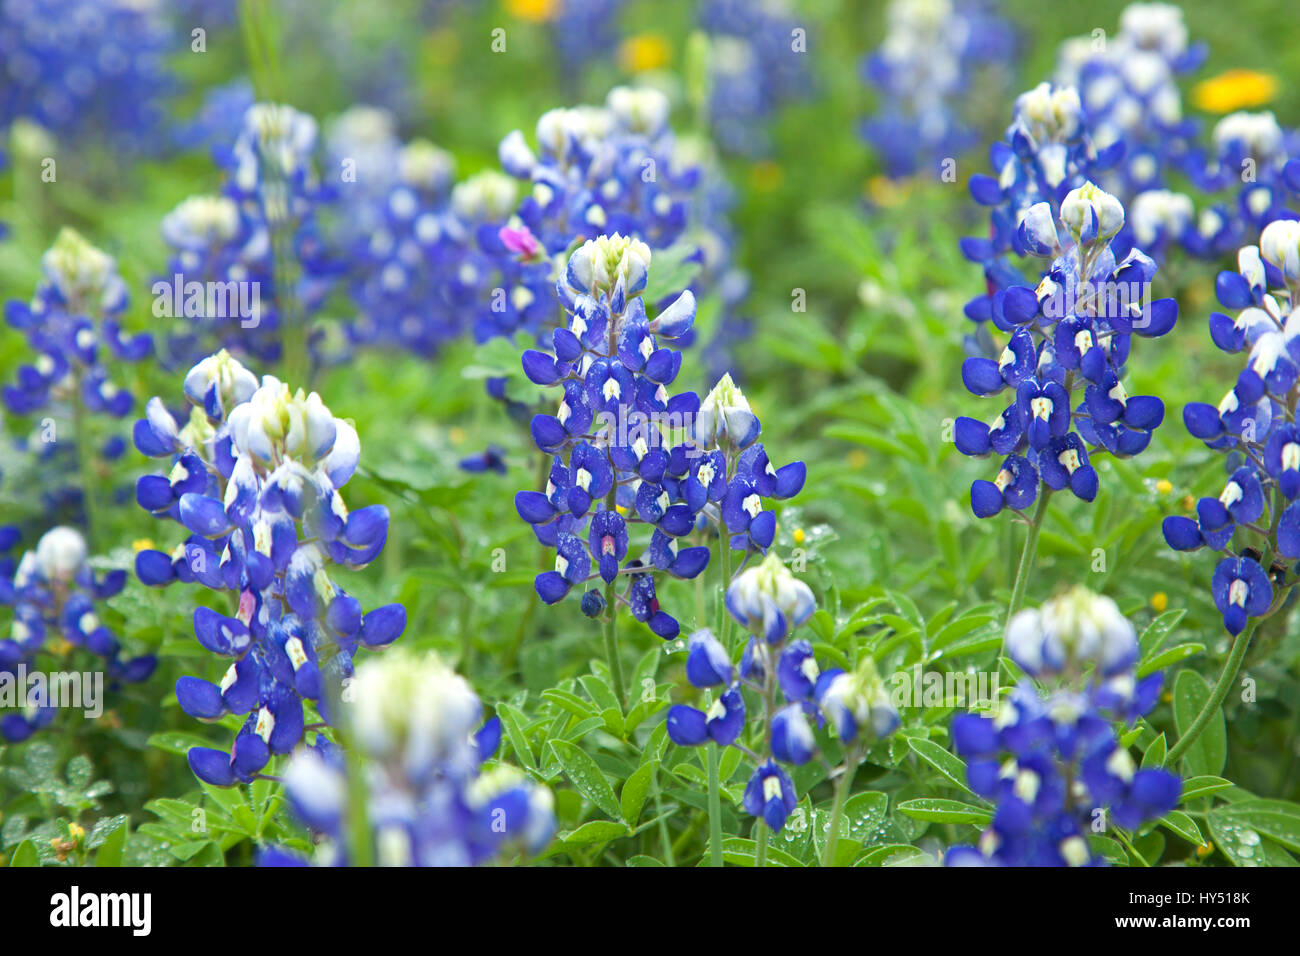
1114,825,1150,868
1165,621,1255,767
755,821,769,868
651,775,675,867
1007,491,1051,623
706,742,723,867
602,579,626,708
70,371,99,550
822,751,857,867
717,529,734,651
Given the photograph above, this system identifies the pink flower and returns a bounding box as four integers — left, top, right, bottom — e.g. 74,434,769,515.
499,224,541,259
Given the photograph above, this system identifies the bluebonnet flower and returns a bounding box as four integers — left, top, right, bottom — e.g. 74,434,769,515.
0,526,155,742
489,87,719,341
957,181,1175,517
699,0,813,156
0,0,175,152
156,101,344,369
1162,220,1300,634
1053,4,1203,204
862,0,1018,179
962,82,1120,294
171,80,255,155
946,588,1180,866
339,133,472,356
260,651,554,867
132,350,406,785
446,169,554,346
1180,111,1300,259
153,193,280,367
668,554,898,834
515,236,805,639
4,228,149,418
548,0,626,78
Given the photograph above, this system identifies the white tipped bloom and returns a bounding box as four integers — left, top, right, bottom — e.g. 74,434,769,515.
161,195,241,250
1118,2,1188,58
726,551,816,643
183,349,259,413
225,376,343,468
1061,181,1125,240
398,139,455,192
348,651,482,779
605,85,670,136
450,170,518,222
33,526,88,582
1014,83,1082,143
41,228,121,308
565,233,652,298
695,372,759,449
1213,111,1284,164
1006,587,1137,677
1129,189,1192,247
1260,219,1300,283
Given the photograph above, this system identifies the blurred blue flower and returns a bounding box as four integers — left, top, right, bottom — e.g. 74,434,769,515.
947,588,1179,866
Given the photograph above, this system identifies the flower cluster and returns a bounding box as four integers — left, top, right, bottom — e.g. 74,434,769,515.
260,651,554,867
131,350,406,785
947,588,1180,866
962,82,1121,295
862,0,1017,179
956,181,1176,517
1053,4,1202,208
3,228,149,418
0,0,174,151
495,86,702,321
154,193,280,368
328,107,468,356
446,169,555,347
0,526,156,742
1180,111,1300,260
156,102,341,369
698,0,814,157
667,553,899,833
514,236,804,637
1162,219,1300,634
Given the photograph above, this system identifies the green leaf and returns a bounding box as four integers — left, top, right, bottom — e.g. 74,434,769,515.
1171,669,1227,777
1159,810,1204,846
906,735,973,796
562,820,629,846
9,839,39,867
496,703,538,775
1180,775,1234,804
1141,733,1167,769
1138,609,1186,657
1137,643,1205,678
620,762,654,827
719,837,805,867
550,740,622,820
857,843,923,866
146,731,216,756
896,798,992,825
94,819,127,867
1209,800,1300,854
